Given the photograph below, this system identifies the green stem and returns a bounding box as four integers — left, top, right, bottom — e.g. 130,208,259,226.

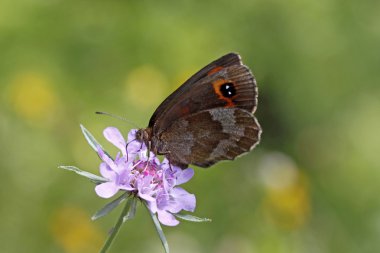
99,197,133,253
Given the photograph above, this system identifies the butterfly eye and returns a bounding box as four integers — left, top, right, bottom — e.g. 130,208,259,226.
220,82,236,98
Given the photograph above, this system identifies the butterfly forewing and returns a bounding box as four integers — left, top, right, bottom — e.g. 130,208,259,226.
151,65,258,136
148,53,244,129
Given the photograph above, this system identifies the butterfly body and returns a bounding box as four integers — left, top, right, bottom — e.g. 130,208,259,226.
136,53,261,169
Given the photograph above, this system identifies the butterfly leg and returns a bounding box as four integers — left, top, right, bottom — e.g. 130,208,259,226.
142,141,153,170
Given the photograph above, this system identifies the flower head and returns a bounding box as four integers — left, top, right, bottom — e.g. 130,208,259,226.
94,127,196,226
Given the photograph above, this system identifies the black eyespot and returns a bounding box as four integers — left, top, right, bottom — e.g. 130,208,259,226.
220,82,236,98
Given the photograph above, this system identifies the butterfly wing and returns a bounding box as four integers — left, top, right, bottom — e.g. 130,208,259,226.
156,108,261,168
150,53,258,137
148,52,242,128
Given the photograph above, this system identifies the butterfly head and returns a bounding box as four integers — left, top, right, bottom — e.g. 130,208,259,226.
136,127,152,148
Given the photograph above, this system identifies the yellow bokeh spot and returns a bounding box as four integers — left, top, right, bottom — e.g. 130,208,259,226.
258,152,311,229
263,174,310,229
8,71,58,123
125,65,167,109
50,206,104,253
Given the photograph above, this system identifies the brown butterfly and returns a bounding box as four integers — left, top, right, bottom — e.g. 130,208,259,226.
136,53,261,169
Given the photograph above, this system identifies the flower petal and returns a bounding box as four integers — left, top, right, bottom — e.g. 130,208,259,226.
147,199,158,213
99,162,116,180
103,127,127,156
95,182,119,198
136,175,157,201
156,190,170,210
118,184,134,191
161,158,170,170
114,155,131,174
139,192,156,202
176,168,194,185
97,146,118,172
157,210,179,226
126,140,142,156
171,187,196,212
127,129,138,143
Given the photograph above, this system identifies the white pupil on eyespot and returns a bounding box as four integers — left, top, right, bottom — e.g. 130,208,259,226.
225,85,232,95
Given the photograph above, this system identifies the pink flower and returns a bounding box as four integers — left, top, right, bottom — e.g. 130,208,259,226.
94,127,196,226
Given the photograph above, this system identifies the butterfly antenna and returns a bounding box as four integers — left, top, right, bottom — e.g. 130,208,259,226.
125,138,139,162
95,111,140,128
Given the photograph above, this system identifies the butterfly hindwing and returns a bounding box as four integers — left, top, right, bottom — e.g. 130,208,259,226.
157,108,261,168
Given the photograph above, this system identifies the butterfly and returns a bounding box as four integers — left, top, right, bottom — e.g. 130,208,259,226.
136,53,261,169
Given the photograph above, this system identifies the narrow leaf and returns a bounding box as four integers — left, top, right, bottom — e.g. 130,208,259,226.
174,213,212,223
92,192,129,220
123,197,137,222
80,124,102,152
58,165,108,184
144,202,170,253
80,124,112,159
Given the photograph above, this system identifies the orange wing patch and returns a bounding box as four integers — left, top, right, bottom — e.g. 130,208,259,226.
207,66,224,76
211,79,237,107
181,106,190,115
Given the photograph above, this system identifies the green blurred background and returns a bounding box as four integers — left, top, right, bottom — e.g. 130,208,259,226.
1,0,379,252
